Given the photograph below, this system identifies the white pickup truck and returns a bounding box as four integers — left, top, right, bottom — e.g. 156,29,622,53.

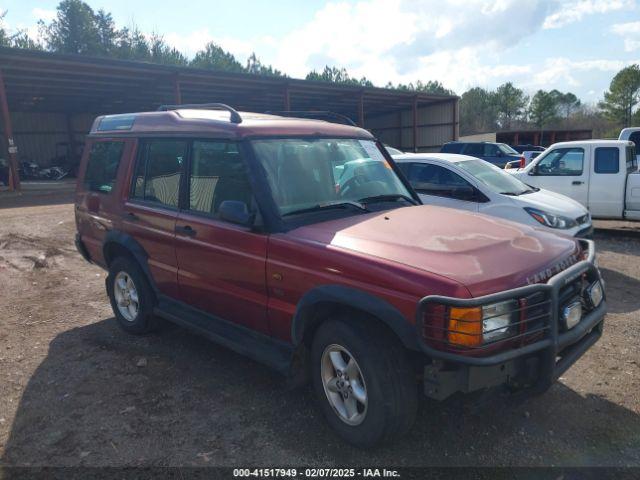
619,127,640,163
508,140,640,220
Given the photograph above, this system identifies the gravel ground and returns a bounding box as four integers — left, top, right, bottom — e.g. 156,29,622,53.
0,193,638,467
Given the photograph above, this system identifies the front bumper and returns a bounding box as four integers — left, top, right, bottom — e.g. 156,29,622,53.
417,239,606,400
575,224,594,238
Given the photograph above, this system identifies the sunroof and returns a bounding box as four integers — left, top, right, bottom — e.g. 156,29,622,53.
98,114,136,131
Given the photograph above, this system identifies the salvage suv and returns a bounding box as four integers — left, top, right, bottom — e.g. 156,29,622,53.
75,104,607,447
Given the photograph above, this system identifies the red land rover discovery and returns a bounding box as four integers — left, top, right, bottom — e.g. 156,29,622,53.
75,104,606,447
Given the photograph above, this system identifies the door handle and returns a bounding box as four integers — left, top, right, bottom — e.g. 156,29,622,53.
124,212,139,221
572,181,584,185
175,225,197,236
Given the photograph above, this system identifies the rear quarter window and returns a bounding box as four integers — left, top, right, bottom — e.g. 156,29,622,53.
594,147,619,174
84,141,125,193
441,143,464,153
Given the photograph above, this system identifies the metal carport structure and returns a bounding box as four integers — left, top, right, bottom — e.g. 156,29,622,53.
0,47,459,191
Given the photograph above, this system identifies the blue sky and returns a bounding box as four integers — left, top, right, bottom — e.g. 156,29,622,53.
2,0,640,103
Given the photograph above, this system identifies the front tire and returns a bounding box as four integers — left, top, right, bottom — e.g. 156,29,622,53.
107,256,158,334
311,316,418,447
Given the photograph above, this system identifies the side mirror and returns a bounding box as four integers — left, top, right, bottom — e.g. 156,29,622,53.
529,164,538,176
219,200,254,226
452,185,476,201
495,151,503,157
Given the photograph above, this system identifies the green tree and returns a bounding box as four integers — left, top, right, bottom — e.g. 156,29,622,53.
529,90,558,142
459,87,498,135
149,34,188,66
115,26,151,61
0,11,10,46
306,66,373,86
42,0,101,54
94,9,117,55
552,90,581,119
190,42,244,71
0,10,41,49
387,79,454,95
599,64,640,127
245,53,284,77
494,82,528,129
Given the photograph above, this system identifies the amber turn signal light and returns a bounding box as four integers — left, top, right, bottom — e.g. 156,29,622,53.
448,307,483,347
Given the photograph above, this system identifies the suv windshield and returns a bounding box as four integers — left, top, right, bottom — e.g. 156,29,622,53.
455,158,534,196
251,138,413,216
498,143,519,155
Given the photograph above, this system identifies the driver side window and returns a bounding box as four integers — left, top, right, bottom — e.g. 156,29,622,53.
408,163,476,201
536,148,584,176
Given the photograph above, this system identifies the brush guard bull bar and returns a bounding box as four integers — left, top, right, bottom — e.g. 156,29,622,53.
416,239,606,396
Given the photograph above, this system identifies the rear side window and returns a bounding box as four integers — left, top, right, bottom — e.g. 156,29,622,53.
462,144,484,156
84,141,125,194
594,147,619,174
484,144,500,156
408,163,475,201
441,143,464,153
189,141,253,216
626,145,637,172
131,139,187,208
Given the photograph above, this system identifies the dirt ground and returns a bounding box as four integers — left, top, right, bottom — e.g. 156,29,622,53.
0,190,638,467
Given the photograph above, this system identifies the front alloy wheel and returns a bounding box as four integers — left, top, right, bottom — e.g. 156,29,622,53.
321,344,368,425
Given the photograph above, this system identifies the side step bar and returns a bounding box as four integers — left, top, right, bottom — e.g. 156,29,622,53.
154,297,293,375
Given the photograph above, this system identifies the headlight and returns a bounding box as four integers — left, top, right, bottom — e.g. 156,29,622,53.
446,300,519,347
482,300,519,342
525,207,577,229
586,281,604,309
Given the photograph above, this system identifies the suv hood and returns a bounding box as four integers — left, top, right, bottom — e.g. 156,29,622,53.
287,205,579,297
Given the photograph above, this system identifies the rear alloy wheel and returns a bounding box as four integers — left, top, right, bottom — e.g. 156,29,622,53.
113,271,140,322
311,316,418,447
107,257,158,334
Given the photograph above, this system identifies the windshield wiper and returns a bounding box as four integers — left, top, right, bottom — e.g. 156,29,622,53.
282,200,369,217
358,194,418,205
500,188,539,196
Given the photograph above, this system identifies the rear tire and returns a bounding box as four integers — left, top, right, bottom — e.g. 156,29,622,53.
107,256,158,334
311,315,418,447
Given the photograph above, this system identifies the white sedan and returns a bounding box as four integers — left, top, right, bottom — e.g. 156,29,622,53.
393,153,593,237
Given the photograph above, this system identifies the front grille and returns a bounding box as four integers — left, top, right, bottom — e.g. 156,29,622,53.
421,273,598,355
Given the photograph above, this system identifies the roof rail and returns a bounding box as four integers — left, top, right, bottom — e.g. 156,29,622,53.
157,103,242,124
265,110,357,127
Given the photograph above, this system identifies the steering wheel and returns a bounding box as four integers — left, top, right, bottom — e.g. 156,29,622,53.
339,175,364,197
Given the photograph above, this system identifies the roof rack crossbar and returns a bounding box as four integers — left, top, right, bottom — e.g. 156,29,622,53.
157,103,242,124
265,110,357,127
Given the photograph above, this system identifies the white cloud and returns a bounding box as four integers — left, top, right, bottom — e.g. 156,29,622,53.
543,0,635,29
526,57,640,88
32,7,56,22
268,0,552,87
612,21,640,51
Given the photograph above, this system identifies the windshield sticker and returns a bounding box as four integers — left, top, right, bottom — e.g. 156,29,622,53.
359,140,390,167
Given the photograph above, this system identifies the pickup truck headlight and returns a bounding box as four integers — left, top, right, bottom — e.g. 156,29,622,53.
525,207,578,229
447,300,519,347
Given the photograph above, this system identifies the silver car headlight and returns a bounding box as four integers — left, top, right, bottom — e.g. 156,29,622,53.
524,207,578,229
